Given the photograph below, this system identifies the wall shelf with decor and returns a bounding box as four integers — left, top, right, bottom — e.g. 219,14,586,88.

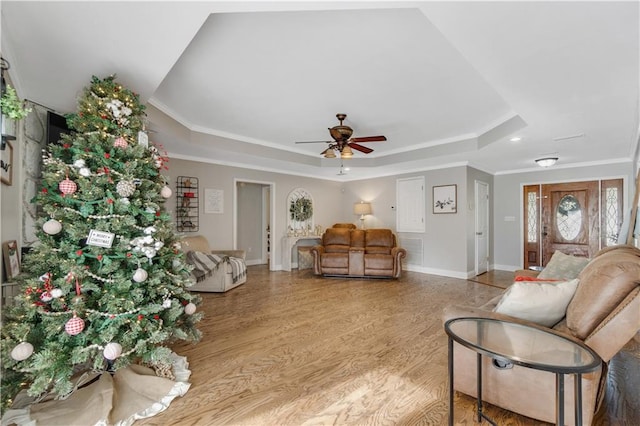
176,176,199,232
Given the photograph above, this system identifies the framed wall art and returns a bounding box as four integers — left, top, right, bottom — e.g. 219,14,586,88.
2,240,20,279
1,140,13,185
433,184,457,214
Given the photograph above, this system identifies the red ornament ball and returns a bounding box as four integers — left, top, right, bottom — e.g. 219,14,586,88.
59,178,77,195
65,316,85,335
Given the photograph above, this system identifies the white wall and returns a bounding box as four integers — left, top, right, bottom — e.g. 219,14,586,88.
1,72,24,285
164,158,344,270
342,165,473,278
493,162,634,271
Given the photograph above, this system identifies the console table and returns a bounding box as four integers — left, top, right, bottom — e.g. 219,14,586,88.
281,236,321,271
445,317,601,426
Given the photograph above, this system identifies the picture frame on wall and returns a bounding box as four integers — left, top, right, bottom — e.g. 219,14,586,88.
2,240,20,280
433,184,457,214
1,140,13,185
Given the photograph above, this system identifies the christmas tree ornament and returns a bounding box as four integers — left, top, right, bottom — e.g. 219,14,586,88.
59,178,77,196
113,137,129,148
103,342,123,360
79,167,91,177
133,268,148,283
160,186,172,198
162,299,172,308
184,302,196,315
10,342,34,361
40,291,53,302
51,288,63,298
43,219,62,235
73,159,86,168
116,180,136,197
65,314,85,335
172,259,182,271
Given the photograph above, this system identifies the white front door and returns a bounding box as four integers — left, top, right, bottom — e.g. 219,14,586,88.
475,180,489,275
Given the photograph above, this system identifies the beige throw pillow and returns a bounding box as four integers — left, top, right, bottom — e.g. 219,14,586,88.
537,251,589,280
493,279,579,327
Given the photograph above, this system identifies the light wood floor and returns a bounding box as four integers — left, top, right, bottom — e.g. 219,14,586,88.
139,267,639,425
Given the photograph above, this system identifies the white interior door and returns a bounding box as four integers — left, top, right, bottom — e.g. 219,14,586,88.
475,180,489,275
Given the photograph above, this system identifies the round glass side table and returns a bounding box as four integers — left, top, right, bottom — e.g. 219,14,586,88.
444,317,601,426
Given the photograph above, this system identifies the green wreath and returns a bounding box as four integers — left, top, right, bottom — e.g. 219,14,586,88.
290,197,313,221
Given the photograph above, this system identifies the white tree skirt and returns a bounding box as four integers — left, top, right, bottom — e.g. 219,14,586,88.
2,353,190,426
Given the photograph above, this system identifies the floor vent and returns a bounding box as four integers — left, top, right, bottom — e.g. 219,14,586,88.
399,238,423,266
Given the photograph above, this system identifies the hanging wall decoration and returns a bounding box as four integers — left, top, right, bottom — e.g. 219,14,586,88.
287,188,314,236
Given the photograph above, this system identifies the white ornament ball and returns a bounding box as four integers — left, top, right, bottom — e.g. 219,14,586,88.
184,302,196,315
116,180,136,197
43,219,62,235
73,159,86,168
79,167,91,177
103,342,123,360
160,186,172,198
51,288,63,298
132,268,148,283
11,342,34,361
40,291,53,302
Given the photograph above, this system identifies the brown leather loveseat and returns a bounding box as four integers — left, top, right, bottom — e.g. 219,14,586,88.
442,244,640,425
310,228,406,278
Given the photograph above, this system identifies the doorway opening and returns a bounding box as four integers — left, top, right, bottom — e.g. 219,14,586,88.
234,179,276,270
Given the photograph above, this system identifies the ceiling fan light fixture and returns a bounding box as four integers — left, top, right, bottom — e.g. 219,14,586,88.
341,145,353,158
323,149,336,158
535,157,558,167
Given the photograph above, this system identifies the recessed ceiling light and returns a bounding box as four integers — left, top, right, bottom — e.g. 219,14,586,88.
509,137,522,142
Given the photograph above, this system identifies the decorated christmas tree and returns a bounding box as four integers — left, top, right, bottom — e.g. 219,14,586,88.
0,75,202,411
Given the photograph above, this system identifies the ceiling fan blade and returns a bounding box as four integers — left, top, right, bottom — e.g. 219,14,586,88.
350,135,387,143
348,142,374,154
295,140,331,144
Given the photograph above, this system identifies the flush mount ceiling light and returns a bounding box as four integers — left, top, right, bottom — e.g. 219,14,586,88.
535,157,558,167
509,136,522,142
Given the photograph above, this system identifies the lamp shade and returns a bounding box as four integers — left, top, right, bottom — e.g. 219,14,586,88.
341,145,353,158
354,202,372,216
535,157,558,167
323,149,336,158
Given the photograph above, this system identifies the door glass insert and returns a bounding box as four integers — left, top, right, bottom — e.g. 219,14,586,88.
604,187,619,246
556,195,582,240
527,191,538,243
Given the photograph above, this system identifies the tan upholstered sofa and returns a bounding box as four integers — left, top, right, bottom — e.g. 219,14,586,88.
442,245,640,425
180,235,247,292
310,228,406,278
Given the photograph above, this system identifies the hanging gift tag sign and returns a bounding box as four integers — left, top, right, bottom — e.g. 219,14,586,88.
137,131,148,148
87,229,115,248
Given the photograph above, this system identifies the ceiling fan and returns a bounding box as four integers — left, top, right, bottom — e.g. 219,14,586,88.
295,113,387,158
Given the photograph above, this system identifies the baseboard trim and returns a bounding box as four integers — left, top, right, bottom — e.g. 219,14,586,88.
404,264,469,280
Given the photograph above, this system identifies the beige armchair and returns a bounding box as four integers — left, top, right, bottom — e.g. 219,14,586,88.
180,235,247,292
442,245,640,425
